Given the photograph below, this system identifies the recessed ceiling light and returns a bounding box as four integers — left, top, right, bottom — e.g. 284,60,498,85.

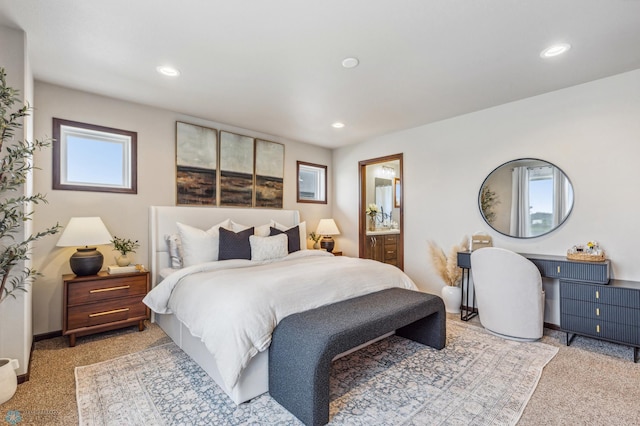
331,122,345,129
341,57,359,69
156,65,180,77
540,43,571,58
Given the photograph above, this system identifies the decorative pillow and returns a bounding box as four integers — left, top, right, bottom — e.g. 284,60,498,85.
232,221,271,237
164,234,183,269
230,221,250,232
270,225,301,253
176,219,231,267
271,220,307,250
218,227,255,260
249,234,288,261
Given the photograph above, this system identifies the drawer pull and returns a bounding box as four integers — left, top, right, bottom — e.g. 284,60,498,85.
557,266,561,273
596,308,600,316
89,308,129,318
596,324,600,333
595,290,599,299
89,285,130,294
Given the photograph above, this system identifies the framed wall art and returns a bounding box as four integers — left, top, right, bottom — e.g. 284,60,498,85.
254,139,284,208
176,122,218,205
219,131,254,207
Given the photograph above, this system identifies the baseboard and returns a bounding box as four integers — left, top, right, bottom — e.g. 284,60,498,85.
544,322,562,331
18,330,64,384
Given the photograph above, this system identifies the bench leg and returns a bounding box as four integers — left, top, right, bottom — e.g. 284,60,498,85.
396,308,446,350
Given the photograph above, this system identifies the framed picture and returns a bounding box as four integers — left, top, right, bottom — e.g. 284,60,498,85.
219,131,254,207
176,122,217,205
297,161,327,204
255,139,284,208
394,177,401,208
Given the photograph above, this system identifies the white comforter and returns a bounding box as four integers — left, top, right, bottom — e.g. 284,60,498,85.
143,250,417,390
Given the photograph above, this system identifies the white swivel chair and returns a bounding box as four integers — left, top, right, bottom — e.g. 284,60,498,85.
470,247,545,341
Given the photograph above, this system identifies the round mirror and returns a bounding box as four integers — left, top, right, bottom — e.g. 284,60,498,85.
478,158,574,238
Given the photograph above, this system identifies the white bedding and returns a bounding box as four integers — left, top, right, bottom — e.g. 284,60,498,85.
143,250,417,390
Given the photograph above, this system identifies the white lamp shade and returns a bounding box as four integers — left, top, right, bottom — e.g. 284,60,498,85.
316,219,340,236
56,217,112,247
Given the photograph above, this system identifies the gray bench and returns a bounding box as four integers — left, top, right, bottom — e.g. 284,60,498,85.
269,287,446,426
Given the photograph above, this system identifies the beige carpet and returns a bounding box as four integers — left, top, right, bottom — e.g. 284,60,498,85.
3,316,640,425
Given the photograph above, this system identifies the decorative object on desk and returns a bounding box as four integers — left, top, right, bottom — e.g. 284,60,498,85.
471,231,493,251
316,219,340,253
57,217,112,276
0,68,62,304
479,185,499,224
309,232,321,249
429,237,469,314
567,241,606,262
107,265,139,274
365,203,379,231
111,236,140,266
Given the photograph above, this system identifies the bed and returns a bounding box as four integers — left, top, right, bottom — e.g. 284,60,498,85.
145,206,418,404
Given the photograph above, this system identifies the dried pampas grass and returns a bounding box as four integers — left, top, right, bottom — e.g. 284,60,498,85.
428,236,469,286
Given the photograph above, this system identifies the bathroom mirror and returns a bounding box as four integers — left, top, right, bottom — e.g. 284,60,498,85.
478,158,574,238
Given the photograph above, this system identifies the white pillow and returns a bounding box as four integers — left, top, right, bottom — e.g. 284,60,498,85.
164,234,183,269
230,220,250,232
271,220,307,250
250,234,288,261
177,219,231,267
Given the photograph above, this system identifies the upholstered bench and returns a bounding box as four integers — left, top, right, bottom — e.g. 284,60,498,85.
269,287,446,426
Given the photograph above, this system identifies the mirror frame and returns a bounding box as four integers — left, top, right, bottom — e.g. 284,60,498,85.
478,158,574,239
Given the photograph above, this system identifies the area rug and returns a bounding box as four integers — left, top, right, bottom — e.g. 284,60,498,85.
75,321,558,425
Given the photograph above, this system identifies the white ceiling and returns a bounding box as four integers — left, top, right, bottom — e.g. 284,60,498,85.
1,0,639,148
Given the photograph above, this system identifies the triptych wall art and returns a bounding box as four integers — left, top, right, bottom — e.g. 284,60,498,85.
176,122,284,208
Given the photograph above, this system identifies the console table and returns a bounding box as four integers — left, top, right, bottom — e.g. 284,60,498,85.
458,251,640,362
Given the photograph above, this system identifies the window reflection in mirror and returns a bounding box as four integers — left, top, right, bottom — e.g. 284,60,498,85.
479,159,574,238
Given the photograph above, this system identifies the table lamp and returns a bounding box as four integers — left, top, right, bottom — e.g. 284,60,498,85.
56,217,112,276
316,219,340,253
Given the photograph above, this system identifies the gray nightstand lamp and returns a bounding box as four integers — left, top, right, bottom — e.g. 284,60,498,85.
56,217,112,276
316,219,340,253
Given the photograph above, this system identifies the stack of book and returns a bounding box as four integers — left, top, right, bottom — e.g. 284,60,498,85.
107,265,139,274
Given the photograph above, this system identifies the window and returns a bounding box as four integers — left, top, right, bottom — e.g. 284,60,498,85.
53,118,137,194
297,161,327,204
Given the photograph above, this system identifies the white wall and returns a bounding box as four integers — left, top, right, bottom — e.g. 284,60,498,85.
0,25,32,375
334,69,640,325
31,82,333,334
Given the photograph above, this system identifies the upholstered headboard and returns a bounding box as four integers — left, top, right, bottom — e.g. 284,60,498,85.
149,206,300,287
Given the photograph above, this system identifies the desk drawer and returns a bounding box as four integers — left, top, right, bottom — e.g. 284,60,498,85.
561,280,640,308
67,295,147,330
561,299,639,325
531,259,609,283
561,314,639,345
68,275,148,305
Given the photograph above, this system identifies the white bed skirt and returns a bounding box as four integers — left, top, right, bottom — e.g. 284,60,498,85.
155,312,269,404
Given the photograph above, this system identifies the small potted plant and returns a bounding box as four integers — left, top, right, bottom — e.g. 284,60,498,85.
309,232,321,249
111,236,140,266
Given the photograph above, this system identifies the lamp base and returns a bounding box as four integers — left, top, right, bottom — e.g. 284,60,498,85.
320,237,335,253
69,247,104,276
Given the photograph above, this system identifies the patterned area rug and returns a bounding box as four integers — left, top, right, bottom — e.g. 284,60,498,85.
75,321,558,425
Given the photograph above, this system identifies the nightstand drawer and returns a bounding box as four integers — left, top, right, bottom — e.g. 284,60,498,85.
67,295,147,330
67,274,148,305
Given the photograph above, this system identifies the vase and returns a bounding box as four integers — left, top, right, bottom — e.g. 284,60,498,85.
116,254,132,267
368,216,376,231
0,358,19,405
441,286,462,314
313,241,320,249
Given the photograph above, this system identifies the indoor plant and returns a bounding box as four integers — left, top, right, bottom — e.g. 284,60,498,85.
309,232,321,249
0,67,61,303
428,236,469,314
0,67,61,404
111,236,140,266
365,203,379,231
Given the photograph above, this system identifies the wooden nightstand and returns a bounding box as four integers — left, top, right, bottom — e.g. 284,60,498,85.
62,271,150,347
